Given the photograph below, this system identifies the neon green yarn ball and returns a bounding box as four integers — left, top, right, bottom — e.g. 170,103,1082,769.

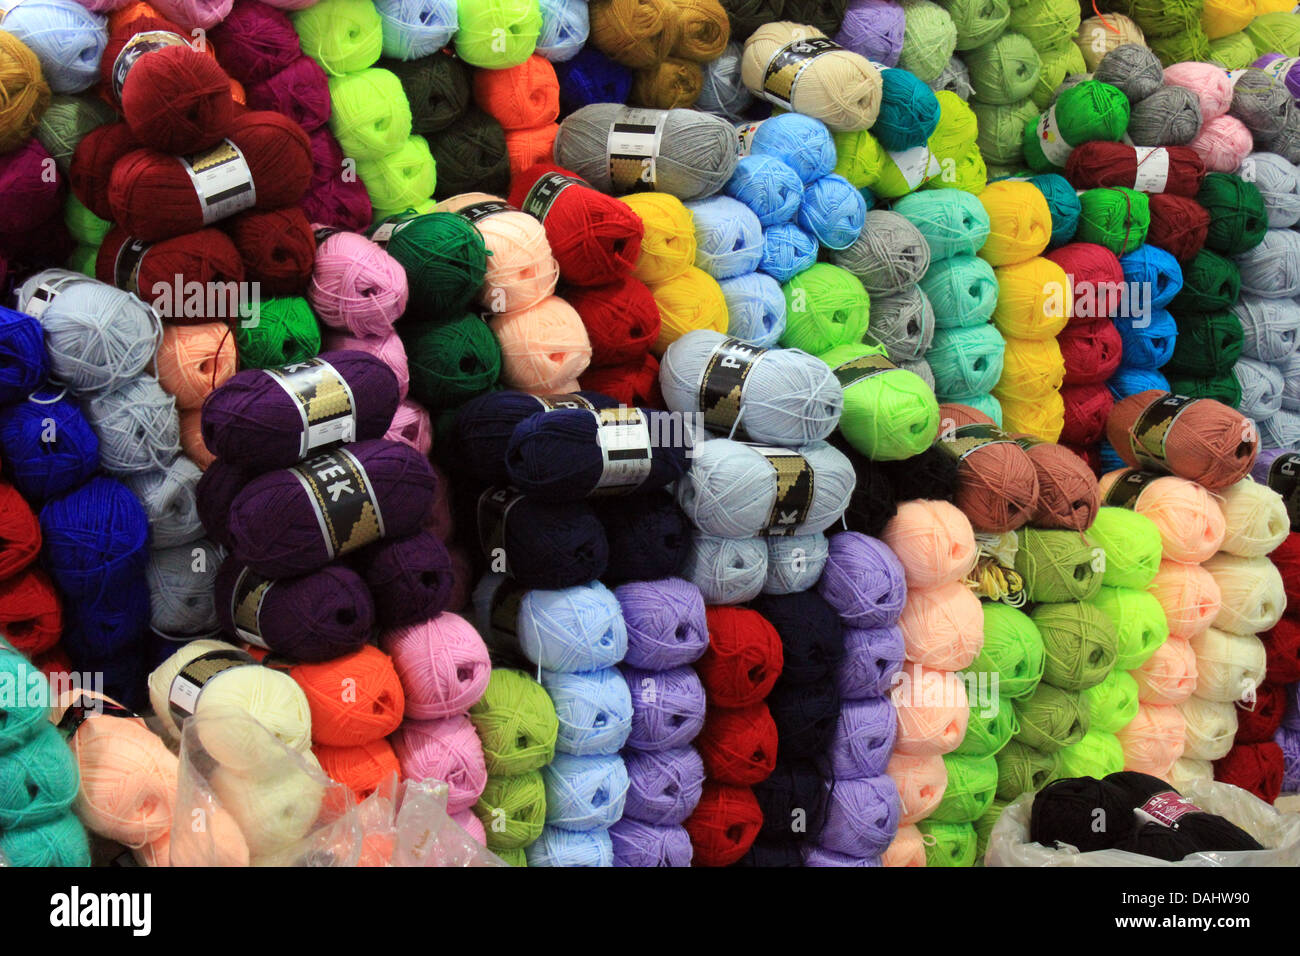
356,135,437,220
328,68,414,161
1081,668,1140,734
954,694,1018,757
292,0,384,76
970,602,1046,700
456,0,543,69
1085,506,1163,590
834,129,888,189
917,819,978,866
1058,728,1125,779
780,263,870,355
931,752,999,823
819,343,941,461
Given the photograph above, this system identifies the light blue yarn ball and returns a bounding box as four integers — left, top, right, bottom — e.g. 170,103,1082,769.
750,112,837,184
920,255,1000,328
1259,408,1300,448
374,0,458,60
1235,357,1284,421
519,580,628,673
759,222,819,282
725,154,804,227
526,825,614,866
1108,365,1170,401
542,752,629,831
0,0,106,94
540,667,634,756
698,41,754,119
956,392,1004,427
764,532,830,595
687,195,765,280
719,271,786,347
798,173,868,251
537,0,589,62
928,323,1006,398
681,531,767,605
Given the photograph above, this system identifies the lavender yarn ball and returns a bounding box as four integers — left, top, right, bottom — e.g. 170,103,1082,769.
836,624,906,700
1275,726,1300,793
610,817,693,866
836,0,906,67
819,696,897,779
622,746,705,825
818,774,901,858
622,664,707,752
817,531,908,628
615,577,709,670
803,845,882,866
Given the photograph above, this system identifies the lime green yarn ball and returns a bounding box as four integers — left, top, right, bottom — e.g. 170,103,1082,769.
973,98,1039,166
918,819,978,866
929,89,980,156
901,0,960,83
66,243,98,277
1073,186,1149,256
943,0,1011,51
476,771,546,850
820,343,941,461
1031,40,1087,110
1022,80,1130,172
955,694,1018,757
469,668,558,776
970,602,1046,700
834,129,888,189
456,0,543,69
357,135,437,220
1007,0,1081,48
1081,668,1139,734
974,797,1010,858
403,313,503,411
1014,527,1105,603
995,739,1061,799
873,146,942,198
931,752,999,823
494,847,528,866
1208,31,1259,70
1058,728,1125,779
1029,601,1118,692
64,194,109,247
780,263,870,355
928,142,988,194
965,31,1042,105
1149,31,1210,67
1012,682,1088,753
235,297,322,369
1090,586,1168,672
1247,12,1300,59
293,0,383,76
1085,506,1162,590
328,68,414,162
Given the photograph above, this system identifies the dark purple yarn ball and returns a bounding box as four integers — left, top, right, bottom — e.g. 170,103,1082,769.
195,460,253,549
818,775,900,858
609,818,694,866
753,758,827,843
201,350,401,471
595,491,689,586
622,664,707,752
818,696,897,780
615,577,708,670
474,493,610,590
214,557,375,663
817,531,908,629
622,746,705,825
802,845,881,866
836,625,905,700
767,678,841,758
750,591,846,686
355,529,453,627
227,439,436,578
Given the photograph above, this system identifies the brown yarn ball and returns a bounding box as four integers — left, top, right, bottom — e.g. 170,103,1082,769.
0,31,51,154
935,420,1041,534
671,0,731,62
1020,441,1100,531
633,57,704,109
589,0,683,68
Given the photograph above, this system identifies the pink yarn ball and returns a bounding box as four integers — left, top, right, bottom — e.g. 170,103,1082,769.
424,462,454,541
489,295,593,394
72,0,134,11
1149,559,1223,642
308,230,409,337
886,751,947,824
1118,702,1186,777
150,0,233,30
324,329,410,400
452,807,487,845
1134,635,1199,705
898,580,984,671
381,612,492,720
1163,63,1234,121
390,715,489,813
385,398,433,455
891,661,969,756
1190,115,1254,173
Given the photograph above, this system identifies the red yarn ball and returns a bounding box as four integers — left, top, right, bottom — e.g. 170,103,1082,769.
1059,319,1124,385
1146,194,1210,262
1263,614,1300,685
1270,534,1300,608
221,206,316,295
1234,682,1286,744
70,122,140,221
684,780,764,867
696,606,784,708
696,702,779,786
566,276,662,367
1065,142,1207,198
1060,381,1115,445
0,481,41,581
1213,742,1284,803
0,566,61,656
97,226,246,315
579,352,665,408
1045,242,1125,323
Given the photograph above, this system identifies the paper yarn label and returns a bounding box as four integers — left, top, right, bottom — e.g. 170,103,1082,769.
698,337,769,439
752,445,815,536
178,139,257,225
1267,452,1300,532
1129,393,1199,471
832,351,896,390
1135,791,1203,829
936,423,1018,463
477,486,524,568
607,108,666,193
520,171,585,221
111,30,189,100
454,200,517,225
288,448,386,561
230,567,274,649
534,393,596,411
758,35,842,109
1035,106,1074,167
262,357,358,458
168,648,258,721
1103,469,1162,510
592,406,654,493
1132,147,1171,193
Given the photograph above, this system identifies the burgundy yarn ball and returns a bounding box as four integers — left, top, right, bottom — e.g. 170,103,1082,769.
1263,616,1300,685
354,529,453,628
579,352,666,409
115,28,237,154
70,122,139,221
222,206,317,295
697,702,779,786
1146,194,1210,262
245,55,332,133
1214,742,1284,803
209,0,302,85
303,129,374,232
1234,682,1286,744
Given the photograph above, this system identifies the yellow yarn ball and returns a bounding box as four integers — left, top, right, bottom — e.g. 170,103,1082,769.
994,335,1066,402
650,266,728,353
992,257,1072,339
1202,0,1255,40
978,179,1053,266
1000,389,1065,442
624,192,697,283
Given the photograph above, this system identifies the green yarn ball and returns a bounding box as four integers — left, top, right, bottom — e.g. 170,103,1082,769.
235,297,322,369
917,819,978,866
64,193,109,247
0,811,90,867
780,262,870,355
475,771,547,850
1090,586,1169,672
929,90,980,156
931,752,999,823
1170,249,1241,313
1022,80,1130,172
820,343,942,461
1073,186,1150,256
901,0,960,83
1165,370,1242,407
403,313,502,411
955,693,1019,757
1081,668,1140,734
455,0,543,69
1029,601,1118,692
974,796,1011,858
893,190,991,261
328,68,414,162
292,0,384,76
1247,11,1300,59
942,0,1011,51
1197,173,1269,257
1165,310,1244,378
36,93,117,176
973,98,1039,167
1149,30,1210,66
1030,40,1087,110
1012,682,1088,753
1085,506,1162,590
965,30,1042,105
1058,728,1125,779
1007,0,1080,48
381,211,488,319
995,739,1061,799
469,669,558,777
1208,31,1259,70
355,135,438,221
66,243,98,278
1014,528,1104,603
970,602,1046,700
494,846,528,866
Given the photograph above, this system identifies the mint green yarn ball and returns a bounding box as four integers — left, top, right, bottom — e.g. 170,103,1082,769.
901,0,960,83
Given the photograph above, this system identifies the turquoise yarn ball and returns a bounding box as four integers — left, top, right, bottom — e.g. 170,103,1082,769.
921,255,1000,327
929,323,1006,398
0,723,80,829
959,392,1004,426
893,190,991,261
0,649,51,752
0,812,90,867
1029,173,1082,248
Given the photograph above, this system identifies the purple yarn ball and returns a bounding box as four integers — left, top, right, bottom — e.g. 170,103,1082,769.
622,664,707,752
835,0,906,67
609,818,694,866
622,746,705,825
817,532,908,629
615,577,709,670
1285,682,1300,732
1277,725,1300,793
1252,446,1294,486
1255,54,1300,101
802,845,882,866
819,696,897,779
355,529,453,628
836,624,906,700
819,775,900,858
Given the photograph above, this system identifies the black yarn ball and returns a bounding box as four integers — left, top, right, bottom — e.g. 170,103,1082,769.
427,107,511,200
1103,771,1264,856
1029,776,1138,853
753,758,828,843
767,679,841,760
1123,821,1205,862
734,838,804,867
381,53,471,137
783,0,849,36
829,434,898,536
750,591,845,686
596,491,690,585
879,445,960,504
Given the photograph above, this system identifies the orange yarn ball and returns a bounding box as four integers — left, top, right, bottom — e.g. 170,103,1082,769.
473,55,559,131
156,322,236,410
899,581,985,671
314,739,401,799
504,124,558,174
257,645,406,748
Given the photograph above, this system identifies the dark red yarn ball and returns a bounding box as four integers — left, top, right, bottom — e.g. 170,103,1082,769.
0,566,61,656
0,481,41,581
97,226,246,312
245,55,331,133
1146,194,1210,262
70,122,140,220
222,206,316,295
1059,319,1124,385
1065,142,1207,198
1045,242,1126,323
1263,614,1300,684
1269,534,1300,608
565,276,661,367
697,606,784,708
579,352,665,408
697,702,779,786
1214,742,1284,803
208,0,301,85
1234,682,1286,743
303,127,373,232
685,781,763,867
1060,381,1115,445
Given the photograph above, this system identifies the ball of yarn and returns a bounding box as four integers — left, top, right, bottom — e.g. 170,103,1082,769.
830,210,930,294
0,0,106,94
921,256,999,331
1218,477,1289,558
979,179,1053,266
689,194,766,278
1167,311,1243,379
682,529,759,601
892,661,969,756
1129,632,1197,705
816,530,907,628
587,0,680,68
623,663,707,752
307,231,409,338
1129,85,1203,149
1190,113,1254,173
780,265,869,356
1106,390,1258,491
1013,682,1088,753
403,315,502,410
469,668,559,776
898,579,984,671
1086,506,1162,590
1098,470,1227,565
0,387,98,503
1148,559,1223,644
717,272,787,348
887,750,947,823
965,30,1041,105
1030,600,1118,692
1236,227,1300,300
725,154,804,228
514,580,627,673
1242,151,1300,228
896,0,956,82
391,715,487,813
622,746,704,826
696,605,783,707
381,612,489,719
1204,552,1285,635
836,0,905,64
596,491,691,585
992,257,1072,340
684,780,763,866
880,499,975,591
373,0,456,59
697,701,778,785
615,578,708,671
0,31,51,153
1023,80,1130,173
1078,667,1139,736
1014,527,1103,603
971,602,1045,700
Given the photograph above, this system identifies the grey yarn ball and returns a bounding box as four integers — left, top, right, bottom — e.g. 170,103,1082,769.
84,378,181,476
1241,152,1300,228
1265,121,1300,166
928,56,973,101
1234,357,1285,421
555,103,739,200
146,538,225,637
1093,44,1163,103
1259,408,1300,448
1233,294,1300,363
867,287,936,362
897,356,936,391
697,42,756,120
830,210,931,294
764,533,830,595
1229,70,1295,144
681,531,767,605
1128,86,1203,147
123,455,205,549
1282,351,1300,411
1235,228,1300,298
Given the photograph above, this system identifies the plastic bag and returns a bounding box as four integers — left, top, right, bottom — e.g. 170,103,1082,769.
986,778,1300,867
352,774,507,868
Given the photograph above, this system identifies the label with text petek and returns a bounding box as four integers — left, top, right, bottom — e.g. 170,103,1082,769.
113,236,152,296
21,272,81,319
1132,147,1171,193
607,109,666,193
758,36,842,109
520,171,586,222
178,139,257,225
936,423,1018,462
752,445,815,536
289,448,386,561
534,393,596,411
1129,393,1199,471
477,486,523,568
368,214,417,246
230,566,274,649
454,200,517,225
262,357,358,458
1103,468,1162,510
1267,452,1300,532
168,648,259,721
832,351,896,389
592,406,654,493
111,30,189,101
698,337,768,438
1034,105,1073,168
1135,791,1204,829
56,689,139,738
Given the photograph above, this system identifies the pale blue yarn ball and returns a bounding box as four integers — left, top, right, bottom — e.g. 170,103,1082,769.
526,825,614,866
374,0,458,59
542,752,629,831
719,272,787,348
537,0,589,62
541,667,634,756
0,0,106,93
519,580,628,673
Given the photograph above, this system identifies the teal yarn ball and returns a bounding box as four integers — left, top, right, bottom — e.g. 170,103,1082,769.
0,724,79,829
0,812,90,867
893,190,991,261
872,66,942,151
928,323,1006,398
921,254,1000,327
0,649,51,752
1029,173,1081,247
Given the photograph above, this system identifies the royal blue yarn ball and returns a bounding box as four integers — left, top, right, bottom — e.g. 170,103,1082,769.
39,476,150,603
0,305,48,405
555,48,632,115
1108,365,1170,401
1114,308,1178,370
0,387,99,502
